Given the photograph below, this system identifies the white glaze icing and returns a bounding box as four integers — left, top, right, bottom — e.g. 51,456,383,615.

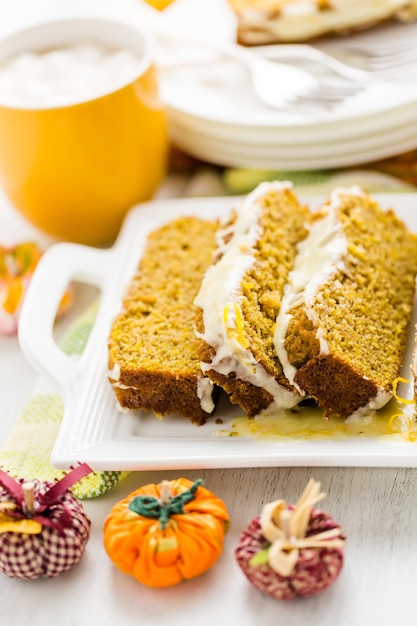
111,381,136,390
108,363,121,382
274,188,351,391
274,186,392,416
197,377,216,413
194,180,301,411
346,389,392,421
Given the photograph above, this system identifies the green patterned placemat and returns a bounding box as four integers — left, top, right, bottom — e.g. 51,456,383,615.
0,300,129,499
222,167,416,196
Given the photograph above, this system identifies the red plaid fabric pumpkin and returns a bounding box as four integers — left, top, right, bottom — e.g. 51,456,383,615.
235,479,345,600
0,467,92,579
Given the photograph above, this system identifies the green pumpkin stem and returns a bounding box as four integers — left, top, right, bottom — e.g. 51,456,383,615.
128,479,203,530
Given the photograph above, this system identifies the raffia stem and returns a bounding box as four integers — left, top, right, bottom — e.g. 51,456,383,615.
159,481,172,506
259,479,344,577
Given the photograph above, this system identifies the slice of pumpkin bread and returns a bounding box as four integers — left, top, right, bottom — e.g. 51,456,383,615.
227,0,417,45
194,181,311,417
108,216,219,425
274,186,417,419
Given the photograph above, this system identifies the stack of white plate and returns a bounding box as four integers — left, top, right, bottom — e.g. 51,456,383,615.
158,0,417,171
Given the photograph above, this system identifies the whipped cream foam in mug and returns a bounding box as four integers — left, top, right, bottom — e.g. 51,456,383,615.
0,43,143,108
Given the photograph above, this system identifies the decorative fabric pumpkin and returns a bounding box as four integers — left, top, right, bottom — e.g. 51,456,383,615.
0,464,92,579
235,478,345,600
0,242,72,335
103,477,230,587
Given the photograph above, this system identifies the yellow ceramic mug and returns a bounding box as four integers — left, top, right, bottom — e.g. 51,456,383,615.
0,18,168,245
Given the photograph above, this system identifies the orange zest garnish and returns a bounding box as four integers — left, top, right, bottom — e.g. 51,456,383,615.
387,413,404,434
233,303,248,347
223,302,249,348
387,413,417,442
392,377,415,405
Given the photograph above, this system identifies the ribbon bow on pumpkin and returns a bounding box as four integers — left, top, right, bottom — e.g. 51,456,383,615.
0,463,93,534
250,478,345,577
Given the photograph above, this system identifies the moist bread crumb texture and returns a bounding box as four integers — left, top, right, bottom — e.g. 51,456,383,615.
108,216,219,424
195,183,311,417
284,191,417,418
240,191,309,377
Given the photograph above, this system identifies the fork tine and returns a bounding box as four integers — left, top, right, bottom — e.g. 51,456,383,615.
293,81,363,108
368,50,417,70
345,39,417,70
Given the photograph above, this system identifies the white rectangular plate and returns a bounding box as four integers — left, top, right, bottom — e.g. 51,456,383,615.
19,192,417,470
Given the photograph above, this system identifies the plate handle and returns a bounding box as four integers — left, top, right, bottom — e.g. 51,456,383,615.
18,242,113,395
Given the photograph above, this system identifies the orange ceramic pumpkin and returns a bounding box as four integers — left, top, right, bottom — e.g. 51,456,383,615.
103,478,230,587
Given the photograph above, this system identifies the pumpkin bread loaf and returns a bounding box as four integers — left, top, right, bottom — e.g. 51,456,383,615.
227,0,417,45
274,186,417,419
108,216,219,425
194,181,311,417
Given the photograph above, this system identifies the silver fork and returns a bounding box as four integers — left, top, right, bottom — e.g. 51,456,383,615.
258,40,417,82
156,31,364,110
